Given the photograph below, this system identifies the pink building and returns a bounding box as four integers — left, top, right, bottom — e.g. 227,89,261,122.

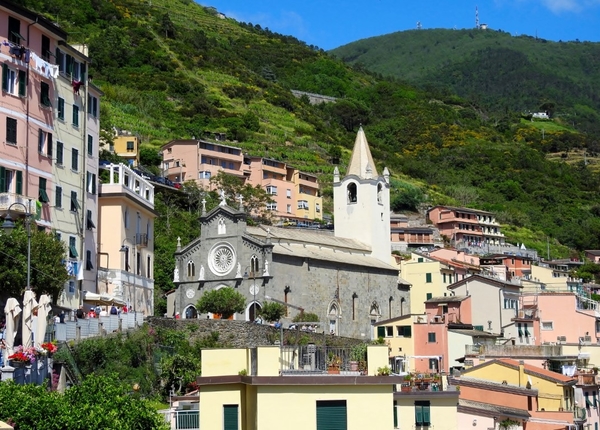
390,213,435,248
0,3,65,227
585,250,600,263
428,205,505,247
513,292,599,346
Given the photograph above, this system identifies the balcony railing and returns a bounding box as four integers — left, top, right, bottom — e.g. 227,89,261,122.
135,233,149,247
280,346,364,375
0,192,30,211
574,406,587,421
158,410,199,430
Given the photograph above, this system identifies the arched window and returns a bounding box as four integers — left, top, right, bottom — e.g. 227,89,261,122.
347,183,357,203
218,217,226,235
250,255,260,276
388,296,393,319
377,183,383,204
370,301,381,325
187,260,195,278
328,302,340,335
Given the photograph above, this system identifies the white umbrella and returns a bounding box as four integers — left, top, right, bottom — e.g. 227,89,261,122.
35,294,52,346
22,290,38,349
3,297,21,361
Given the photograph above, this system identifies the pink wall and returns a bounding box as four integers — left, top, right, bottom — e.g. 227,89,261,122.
533,293,597,344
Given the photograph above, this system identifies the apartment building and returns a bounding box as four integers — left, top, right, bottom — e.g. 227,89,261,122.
0,1,100,307
111,131,139,166
160,139,323,221
97,163,156,316
428,205,505,247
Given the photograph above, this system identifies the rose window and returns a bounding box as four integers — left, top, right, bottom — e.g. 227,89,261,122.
208,243,236,276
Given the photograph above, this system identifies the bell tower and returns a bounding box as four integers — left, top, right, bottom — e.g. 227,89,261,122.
333,127,391,263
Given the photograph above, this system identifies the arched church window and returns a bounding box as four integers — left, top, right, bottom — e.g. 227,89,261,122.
187,260,195,278
377,183,383,204
328,302,340,335
218,217,226,235
250,255,260,276
347,183,357,203
370,301,381,325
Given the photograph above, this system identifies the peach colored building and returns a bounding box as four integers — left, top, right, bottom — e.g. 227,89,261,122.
428,205,505,247
160,139,322,221
390,213,435,250
97,163,156,315
513,292,599,346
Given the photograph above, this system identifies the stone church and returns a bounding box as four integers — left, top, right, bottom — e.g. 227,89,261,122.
168,128,410,338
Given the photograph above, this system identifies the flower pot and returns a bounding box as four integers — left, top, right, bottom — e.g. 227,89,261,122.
328,368,340,374
10,360,27,368
349,361,359,371
401,385,411,392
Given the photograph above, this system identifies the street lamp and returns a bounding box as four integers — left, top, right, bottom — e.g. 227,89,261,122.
2,199,33,289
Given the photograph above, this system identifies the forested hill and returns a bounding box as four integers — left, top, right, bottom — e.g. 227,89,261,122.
20,0,600,254
330,29,600,134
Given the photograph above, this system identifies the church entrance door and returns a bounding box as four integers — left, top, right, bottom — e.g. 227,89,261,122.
248,302,262,322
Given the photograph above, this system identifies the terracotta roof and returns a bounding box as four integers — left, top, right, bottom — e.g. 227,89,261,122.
458,399,531,420
450,376,538,395
449,329,500,338
585,250,600,256
430,205,494,216
462,358,575,384
447,274,522,291
425,295,469,303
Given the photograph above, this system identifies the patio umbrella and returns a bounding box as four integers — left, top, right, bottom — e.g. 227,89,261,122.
22,290,38,349
35,294,52,346
3,297,21,359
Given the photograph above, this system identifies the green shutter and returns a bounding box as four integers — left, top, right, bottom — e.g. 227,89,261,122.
403,326,412,337
2,64,7,92
415,406,423,425
58,98,64,120
16,171,22,195
92,174,96,194
57,141,63,164
18,70,26,97
393,401,398,428
422,405,431,425
316,400,347,430
377,326,386,338
426,293,432,300
66,55,73,75
0,166,6,193
426,273,432,283
80,63,86,81
223,405,238,430
47,133,53,157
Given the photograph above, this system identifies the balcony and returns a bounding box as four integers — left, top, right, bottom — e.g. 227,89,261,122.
513,309,538,321
0,192,31,213
399,373,448,393
576,371,596,386
280,345,366,375
465,344,563,358
573,406,587,422
135,233,149,247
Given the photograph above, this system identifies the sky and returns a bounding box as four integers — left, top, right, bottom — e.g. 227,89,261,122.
199,0,600,50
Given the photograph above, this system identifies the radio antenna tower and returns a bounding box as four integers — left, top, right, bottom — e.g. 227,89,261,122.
475,6,480,29
417,21,422,30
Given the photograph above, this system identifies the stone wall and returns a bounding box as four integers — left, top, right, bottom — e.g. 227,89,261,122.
146,317,365,348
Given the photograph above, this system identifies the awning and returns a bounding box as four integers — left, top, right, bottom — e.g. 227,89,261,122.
82,291,126,307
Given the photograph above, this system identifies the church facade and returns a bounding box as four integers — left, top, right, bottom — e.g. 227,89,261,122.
169,128,410,339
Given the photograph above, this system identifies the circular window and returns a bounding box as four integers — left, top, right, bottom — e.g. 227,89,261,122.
208,243,236,276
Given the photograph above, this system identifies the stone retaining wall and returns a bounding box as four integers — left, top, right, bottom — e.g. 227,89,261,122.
146,317,365,348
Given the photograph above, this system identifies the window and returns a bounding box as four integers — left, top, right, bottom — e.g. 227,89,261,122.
8,17,22,44
266,203,277,211
54,97,65,122
429,358,438,371
266,185,277,195
41,35,50,61
414,401,431,427
6,117,17,144
425,273,432,283
286,189,291,198
87,135,93,156
72,105,79,127
517,323,523,337
0,167,21,194
40,81,51,107
2,65,25,97
70,191,80,212
68,280,75,294
347,183,357,203
55,186,62,208
71,148,79,171
86,249,94,270
473,325,484,331
147,256,152,278
286,204,292,213
126,141,135,152
136,251,141,276
316,400,347,430
384,326,393,337
124,208,129,228
397,325,412,338
426,293,432,300
68,236,78,258
316,203,321,213
427,332,436,343
38,177,49,203
56,141,64,165
187,261,195,278
38,129,52,156
87,94,98,117
297,200,309,210
86,172,97,194
86,210,95,230
223,405,239,430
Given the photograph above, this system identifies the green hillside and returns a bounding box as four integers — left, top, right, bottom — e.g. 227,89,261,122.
330,29,600,134
20,0,600,256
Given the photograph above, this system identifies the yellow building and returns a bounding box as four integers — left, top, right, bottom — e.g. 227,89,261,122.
400,254,448,315
394,391,459,430
197,345,401,430
97,163,156,315
111,132,140,166
373,314,417,372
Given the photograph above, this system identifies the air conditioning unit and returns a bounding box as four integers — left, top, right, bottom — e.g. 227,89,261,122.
584,335,592,343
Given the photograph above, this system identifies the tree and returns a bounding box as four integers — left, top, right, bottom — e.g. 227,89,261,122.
292,312,319,323
196,288,246,319
0,224,69,302
259,301,286,322
139,145,162,167
210,171,274,222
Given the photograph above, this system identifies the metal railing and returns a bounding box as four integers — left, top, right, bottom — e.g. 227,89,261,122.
158,410,199,430
280,346,361,375
53,312,144,342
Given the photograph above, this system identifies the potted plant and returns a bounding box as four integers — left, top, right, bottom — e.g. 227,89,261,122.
401,374,412,392
377,365,391,376
350,343,367,372
327,352,342,374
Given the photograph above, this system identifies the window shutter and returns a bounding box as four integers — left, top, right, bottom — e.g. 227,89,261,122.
47,133,53,157
316,400,347,430
66,55,73,75
18,70,26,97
422,405,431,425
2,64,7,92
0,166,6,193
16,170,22,195
393,401,398,428
38,129,43,153
92,174,97,194
57,141,63,164
223,405,238,430
404,326,412,337
377,326,386,338
87,95,92,114
80,62,86,81
415,406,423,425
